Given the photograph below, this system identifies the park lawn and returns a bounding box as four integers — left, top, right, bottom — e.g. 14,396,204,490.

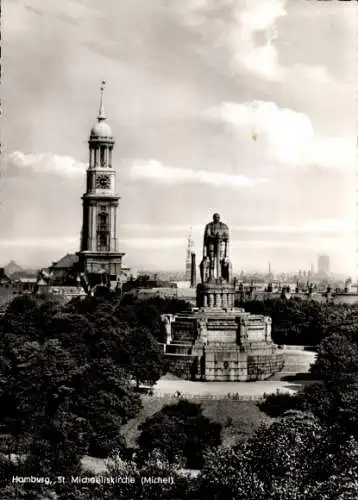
201,399,272,446
121,396,272,449
81,397,272,474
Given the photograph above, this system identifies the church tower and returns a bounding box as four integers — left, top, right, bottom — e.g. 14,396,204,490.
78,82,125,288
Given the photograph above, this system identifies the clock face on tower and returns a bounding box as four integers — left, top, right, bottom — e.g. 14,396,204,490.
96,174,111,189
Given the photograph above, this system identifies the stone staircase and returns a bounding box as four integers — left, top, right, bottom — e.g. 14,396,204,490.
172,331,194,344
171,314,197,345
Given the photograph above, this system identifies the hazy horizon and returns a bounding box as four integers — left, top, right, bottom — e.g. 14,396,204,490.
2,0,356,275
0,256,348,280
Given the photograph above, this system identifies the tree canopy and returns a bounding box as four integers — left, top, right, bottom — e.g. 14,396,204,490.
137,399,222,469
0,292,190,490
1,292,358,499
239,297,358,346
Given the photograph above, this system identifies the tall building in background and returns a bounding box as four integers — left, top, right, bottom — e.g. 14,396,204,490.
318,255,330,275
185,229,195,281
77,82,125,288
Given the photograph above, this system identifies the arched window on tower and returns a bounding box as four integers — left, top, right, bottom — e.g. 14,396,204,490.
100,146,106,167
93,146,98,167
97,210,109,251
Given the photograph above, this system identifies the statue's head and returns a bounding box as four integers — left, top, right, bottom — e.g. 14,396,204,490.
213,213,220,223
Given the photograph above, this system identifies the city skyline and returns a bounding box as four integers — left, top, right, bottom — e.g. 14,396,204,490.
0,253,347,281
1,0,356,274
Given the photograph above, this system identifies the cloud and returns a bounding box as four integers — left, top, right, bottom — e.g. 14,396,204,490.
309,138,356,171
178,0,287,80
128,159,269,188
0,229,351,255
119,235,356,254
231,236,354,252
0,237,78,249
122,218,353,235
232,220,355,235
121,224,203,233
177,0,341,87
121,238,187,249
204,100,355,170
5,152,86,177
238,0,286,79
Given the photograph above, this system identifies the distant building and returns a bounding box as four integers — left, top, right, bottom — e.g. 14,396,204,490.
185,230,195,281
173,281,192,289
7,269,39,293
129,287,196,303
318,255,330,275
13,277,38,293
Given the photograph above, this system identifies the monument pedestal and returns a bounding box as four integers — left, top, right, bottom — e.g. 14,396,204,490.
196,282,235,308
162,307,284,381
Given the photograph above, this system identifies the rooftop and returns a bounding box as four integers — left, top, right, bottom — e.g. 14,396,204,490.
51,253,79,269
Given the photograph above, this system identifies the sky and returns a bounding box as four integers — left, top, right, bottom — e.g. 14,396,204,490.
1,0,357,275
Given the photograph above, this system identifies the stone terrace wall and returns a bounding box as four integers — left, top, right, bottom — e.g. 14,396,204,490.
165,353,199,379
247,353,284,381
205,347,284,382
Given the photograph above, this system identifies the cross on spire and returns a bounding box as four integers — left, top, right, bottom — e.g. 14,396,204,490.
98,80,106,121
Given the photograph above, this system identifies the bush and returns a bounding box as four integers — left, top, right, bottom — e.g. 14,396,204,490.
258,392,301,418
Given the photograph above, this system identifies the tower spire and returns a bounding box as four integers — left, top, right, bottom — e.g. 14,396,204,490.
98,80,106,121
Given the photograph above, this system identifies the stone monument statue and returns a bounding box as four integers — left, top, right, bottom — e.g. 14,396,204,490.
160,212,284,382
200,213,231,283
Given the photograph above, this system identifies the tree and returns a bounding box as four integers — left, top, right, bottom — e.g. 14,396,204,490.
116,296,192,343
53,450,191,500
238,298,357,346
0,322,142,460
68,359,141,458
311,333,358,381
306,434,358,500
258,318,358,432
119,326,166,387
45,313,95,364
20,412,86,478
0,295,44,340
194,411,327,500
196,445,265,500
247,411,324,495
62,297,166,385
194,404,358,500
0,339,82,441
137,400,222,469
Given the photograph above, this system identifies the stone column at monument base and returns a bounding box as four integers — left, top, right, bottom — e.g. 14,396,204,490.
196,282,236,309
